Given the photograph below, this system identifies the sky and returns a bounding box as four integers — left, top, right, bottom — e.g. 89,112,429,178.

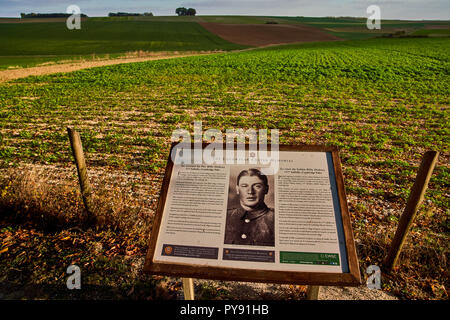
0,0,449,20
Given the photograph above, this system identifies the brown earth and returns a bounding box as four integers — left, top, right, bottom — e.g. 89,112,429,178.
199,22,341,46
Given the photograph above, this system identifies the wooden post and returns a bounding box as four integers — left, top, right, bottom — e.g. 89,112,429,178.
182,278,195,300
384,151,439,272
306,285,320,300
67,127,95,219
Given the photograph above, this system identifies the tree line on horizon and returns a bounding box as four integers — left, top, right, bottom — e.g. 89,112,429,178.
108,12,153,17
19,7,196,19
20,13,88,18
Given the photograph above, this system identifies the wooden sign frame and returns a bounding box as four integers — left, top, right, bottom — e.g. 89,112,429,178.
144,143,361,286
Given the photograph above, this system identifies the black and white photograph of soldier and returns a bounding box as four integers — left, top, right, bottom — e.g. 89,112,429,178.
224,167,275,247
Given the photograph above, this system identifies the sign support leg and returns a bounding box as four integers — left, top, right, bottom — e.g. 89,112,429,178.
306,285,320,300
182,277,195,300
383,151,439,272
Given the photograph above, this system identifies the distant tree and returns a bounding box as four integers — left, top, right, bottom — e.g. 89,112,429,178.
186,8,196,16
20,13,25,18
176,7,187,16
144,12,153,16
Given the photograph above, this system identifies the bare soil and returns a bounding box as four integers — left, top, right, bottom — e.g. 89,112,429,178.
199,22,341,46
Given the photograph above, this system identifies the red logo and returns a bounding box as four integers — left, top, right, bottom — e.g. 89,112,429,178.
164,246,173,255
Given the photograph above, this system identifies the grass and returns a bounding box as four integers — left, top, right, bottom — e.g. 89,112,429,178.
200,15,298,24
412,29,450,37
0,53,122,70
283,16,449,28
0,168,176,299
0,20,246,54
89,15,302,24
280,16,450,40
0,20,247,69
0,51,211,71
326,31,379,40
0,36,449,300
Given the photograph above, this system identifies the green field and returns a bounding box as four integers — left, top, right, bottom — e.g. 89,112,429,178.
0,28,449,299
91,15,450,40
0,20,246,69
278,16,450,40
282,16,450,28
2,16,450,69
412,29,450,37
90,15,287,24
2,37,448,178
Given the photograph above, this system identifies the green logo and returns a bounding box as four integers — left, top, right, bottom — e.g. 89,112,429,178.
280,251,340,266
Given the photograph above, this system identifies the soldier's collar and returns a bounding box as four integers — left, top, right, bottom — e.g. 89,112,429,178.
238,203,269,221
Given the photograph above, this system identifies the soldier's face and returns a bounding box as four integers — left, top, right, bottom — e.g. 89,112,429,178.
237,175,267,208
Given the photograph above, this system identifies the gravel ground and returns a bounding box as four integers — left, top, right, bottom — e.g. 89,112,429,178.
183,279,399,300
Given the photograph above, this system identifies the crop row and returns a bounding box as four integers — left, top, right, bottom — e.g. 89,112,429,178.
0,37,448,205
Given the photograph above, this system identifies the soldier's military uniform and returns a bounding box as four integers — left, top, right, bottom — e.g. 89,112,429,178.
224,203,274,247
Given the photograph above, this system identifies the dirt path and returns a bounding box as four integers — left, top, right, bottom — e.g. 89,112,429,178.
0,51,218,83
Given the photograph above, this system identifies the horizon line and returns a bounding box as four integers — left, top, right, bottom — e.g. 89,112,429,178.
1,14,450,22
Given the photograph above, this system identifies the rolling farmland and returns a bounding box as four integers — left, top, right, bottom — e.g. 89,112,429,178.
3,16,449,70
0,16,449,300
1,38,447,172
